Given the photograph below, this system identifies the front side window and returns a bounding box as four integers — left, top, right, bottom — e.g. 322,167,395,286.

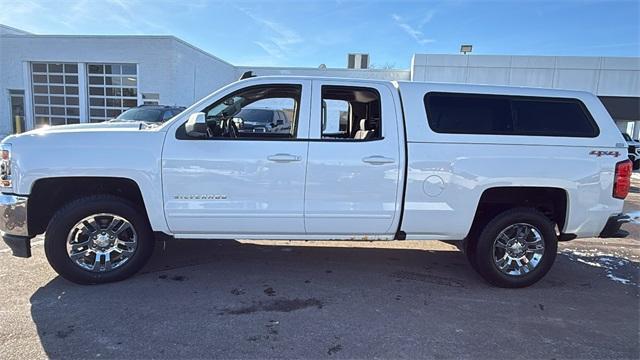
232,100,293,135
424,92,599,137
182,85,300,140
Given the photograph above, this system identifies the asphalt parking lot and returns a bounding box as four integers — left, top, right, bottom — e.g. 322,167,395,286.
1,187,638,359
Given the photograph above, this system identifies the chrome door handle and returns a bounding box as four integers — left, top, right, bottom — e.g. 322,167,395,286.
267,153,301,163
362,156,395,165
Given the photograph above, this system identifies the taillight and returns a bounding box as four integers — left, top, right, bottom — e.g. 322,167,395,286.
613,160,632,199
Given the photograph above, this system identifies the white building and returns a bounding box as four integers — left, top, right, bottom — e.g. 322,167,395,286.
1,24,639,138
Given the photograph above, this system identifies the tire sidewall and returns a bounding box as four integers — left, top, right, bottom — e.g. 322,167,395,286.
45,196,154,284
474,209,558,288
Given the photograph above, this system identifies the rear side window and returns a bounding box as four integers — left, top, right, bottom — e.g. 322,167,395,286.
512,99,597,137
424,94,512,135
424,92,599,137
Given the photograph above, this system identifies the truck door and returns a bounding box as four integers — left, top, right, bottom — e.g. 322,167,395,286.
161,80,311,237
304,80,403,236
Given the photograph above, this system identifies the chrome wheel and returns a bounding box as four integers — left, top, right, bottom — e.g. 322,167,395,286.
492,223,545,276
66,213,138,272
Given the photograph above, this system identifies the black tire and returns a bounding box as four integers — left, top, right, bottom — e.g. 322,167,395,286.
462,237,479,272
470,208,557,288
44,195,154,285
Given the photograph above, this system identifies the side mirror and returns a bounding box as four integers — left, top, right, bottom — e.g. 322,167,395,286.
185,112,208,138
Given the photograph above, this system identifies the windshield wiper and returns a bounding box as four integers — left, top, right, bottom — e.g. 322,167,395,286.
107,118,137,122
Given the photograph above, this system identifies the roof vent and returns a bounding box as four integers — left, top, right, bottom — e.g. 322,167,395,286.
347,53,369,69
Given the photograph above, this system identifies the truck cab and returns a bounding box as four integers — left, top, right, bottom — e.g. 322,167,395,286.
163,77,404,239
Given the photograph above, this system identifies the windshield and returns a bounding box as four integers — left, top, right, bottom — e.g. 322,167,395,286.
236,109,274,123
116,108,163,122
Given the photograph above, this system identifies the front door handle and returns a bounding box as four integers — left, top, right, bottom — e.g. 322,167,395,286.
267,153,301,163
362,156,395,165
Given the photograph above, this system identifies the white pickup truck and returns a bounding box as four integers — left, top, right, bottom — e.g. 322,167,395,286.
0,75,634,287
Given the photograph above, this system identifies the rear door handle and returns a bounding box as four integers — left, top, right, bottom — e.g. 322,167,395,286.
267,153,301,163
362,156,395,165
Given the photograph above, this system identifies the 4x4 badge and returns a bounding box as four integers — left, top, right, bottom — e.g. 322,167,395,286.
589,150,621,157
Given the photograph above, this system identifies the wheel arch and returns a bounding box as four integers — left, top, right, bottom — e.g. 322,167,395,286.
466,186,570,240
28,176,156,236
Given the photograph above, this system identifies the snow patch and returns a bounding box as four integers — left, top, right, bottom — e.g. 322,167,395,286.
561,249,637,286
576,258,603,268
607,273,632,285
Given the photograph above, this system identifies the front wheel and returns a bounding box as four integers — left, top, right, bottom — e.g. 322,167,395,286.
44,195,154,284
470,208,558,288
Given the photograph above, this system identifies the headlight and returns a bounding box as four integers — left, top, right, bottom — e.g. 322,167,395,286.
0,143,12,189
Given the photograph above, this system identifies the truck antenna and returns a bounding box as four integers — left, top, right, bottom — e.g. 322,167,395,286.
239,71,256,80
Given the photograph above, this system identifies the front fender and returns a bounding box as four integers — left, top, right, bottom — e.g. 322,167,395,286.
8,130,169,233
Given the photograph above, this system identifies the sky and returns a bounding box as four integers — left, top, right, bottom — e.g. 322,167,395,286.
0,0,638,69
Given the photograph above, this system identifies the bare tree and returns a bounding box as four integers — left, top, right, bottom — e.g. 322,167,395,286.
369,62,396,70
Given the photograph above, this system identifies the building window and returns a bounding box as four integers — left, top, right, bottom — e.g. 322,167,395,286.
9,90,25,134
31,63,80,127
87,63,138,122
142,93,160,105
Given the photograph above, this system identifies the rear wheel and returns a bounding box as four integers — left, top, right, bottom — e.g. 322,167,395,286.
470,208,557,288
44,195,154,284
